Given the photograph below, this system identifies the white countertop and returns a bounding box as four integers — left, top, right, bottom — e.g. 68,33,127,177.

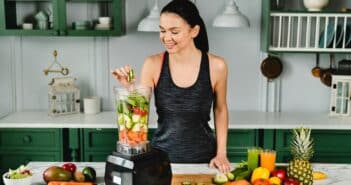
1,111,351,129
27,162,351,185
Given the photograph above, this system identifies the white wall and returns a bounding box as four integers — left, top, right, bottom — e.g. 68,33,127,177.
1,0,347,116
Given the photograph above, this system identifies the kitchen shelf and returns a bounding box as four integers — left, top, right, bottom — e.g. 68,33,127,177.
261,0,351,53
0,0,124,36
269,12,351,53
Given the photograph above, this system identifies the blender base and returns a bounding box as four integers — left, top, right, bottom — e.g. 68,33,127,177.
104,147,172,185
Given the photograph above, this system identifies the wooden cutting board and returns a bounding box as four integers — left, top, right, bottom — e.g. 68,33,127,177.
172,174,215,185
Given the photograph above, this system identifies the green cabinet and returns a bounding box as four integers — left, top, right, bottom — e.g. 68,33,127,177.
266,129,351,163
0,0,124,36
79,128,259,163
0,128,63,184
227,129,259,162
80,128,156,162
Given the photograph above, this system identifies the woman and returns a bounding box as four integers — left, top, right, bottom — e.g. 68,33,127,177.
112,0,231,173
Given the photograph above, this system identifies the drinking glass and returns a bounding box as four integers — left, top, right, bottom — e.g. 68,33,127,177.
247,147,261,171
260,149,276,172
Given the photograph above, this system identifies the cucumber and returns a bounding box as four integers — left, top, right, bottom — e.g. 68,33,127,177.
131,123,143,132
226,172,235,181
234,170,251,181
140,115,147,124
132,114,141,123
181,182,191,185
213,173,228,184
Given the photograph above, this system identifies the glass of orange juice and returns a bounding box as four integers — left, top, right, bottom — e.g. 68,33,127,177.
260,149,276,172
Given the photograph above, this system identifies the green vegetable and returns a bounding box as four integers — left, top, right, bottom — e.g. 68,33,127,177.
234,170,252,181
7,165,32,179
213,173,228,184
82,166,96,182
181,182,191,185
226,172,235,181
127,69,135,82
196,183,205,185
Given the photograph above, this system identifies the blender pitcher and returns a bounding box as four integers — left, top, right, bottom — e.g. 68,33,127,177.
114,85,152,155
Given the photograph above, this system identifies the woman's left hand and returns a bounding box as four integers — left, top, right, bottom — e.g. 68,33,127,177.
209,153,233,173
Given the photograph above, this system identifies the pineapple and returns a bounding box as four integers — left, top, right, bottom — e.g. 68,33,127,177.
287,127,314,185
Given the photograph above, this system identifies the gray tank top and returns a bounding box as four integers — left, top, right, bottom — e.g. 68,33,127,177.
151,51,216,163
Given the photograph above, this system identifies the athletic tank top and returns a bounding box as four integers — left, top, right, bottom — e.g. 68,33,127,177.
151,51,216,163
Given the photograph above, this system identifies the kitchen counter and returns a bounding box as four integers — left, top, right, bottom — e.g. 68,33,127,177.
1,111,351,129
27,162,351,185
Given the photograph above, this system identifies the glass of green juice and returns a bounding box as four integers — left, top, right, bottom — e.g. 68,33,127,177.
247,147,261,171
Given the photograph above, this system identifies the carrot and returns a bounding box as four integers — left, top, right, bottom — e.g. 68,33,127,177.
141,131,147,141
48,181,93,185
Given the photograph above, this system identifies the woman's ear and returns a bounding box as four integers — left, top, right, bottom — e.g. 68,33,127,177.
191,25,200,38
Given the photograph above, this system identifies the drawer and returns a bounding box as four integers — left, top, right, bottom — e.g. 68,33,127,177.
0,128,62,151
82,128,118,151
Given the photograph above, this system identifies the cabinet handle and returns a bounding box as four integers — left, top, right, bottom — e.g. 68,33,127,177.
22,135,32,143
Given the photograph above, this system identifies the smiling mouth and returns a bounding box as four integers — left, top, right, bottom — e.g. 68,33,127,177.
164,43,176,49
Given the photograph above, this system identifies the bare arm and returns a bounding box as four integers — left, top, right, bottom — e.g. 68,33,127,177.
209,55,231,173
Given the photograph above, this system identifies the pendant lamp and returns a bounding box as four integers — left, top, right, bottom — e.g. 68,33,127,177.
137,0,160,32
212,0,250,28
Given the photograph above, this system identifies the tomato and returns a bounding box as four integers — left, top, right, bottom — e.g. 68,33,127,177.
62,163,77,173
271,169,286,181
133,107,147,116
133,107,141,114
140,109,147,116
253,178,270,185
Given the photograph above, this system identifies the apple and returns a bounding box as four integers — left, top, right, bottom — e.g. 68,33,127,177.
271,169,286,181
283,177,299,185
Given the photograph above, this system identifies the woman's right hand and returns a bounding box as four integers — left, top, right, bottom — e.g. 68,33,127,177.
111,65,135,87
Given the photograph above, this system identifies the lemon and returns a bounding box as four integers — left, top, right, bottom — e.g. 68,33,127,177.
313,171,328,180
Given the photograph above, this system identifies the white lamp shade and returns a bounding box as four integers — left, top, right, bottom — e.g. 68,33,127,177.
212,0,250,28
137,0,160,32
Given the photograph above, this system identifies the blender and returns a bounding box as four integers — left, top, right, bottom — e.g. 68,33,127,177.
104,85,172,185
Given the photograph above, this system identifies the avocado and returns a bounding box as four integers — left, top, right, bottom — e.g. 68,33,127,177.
43,166,72,183
82,166,96,182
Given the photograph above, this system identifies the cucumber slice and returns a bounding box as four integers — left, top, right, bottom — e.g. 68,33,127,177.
226,172,235,181
132,123,143,132
132,114,141,123
140,115,148,124
117,113,124,125
125,121,133,129
119,124,126,131
213,173,228,184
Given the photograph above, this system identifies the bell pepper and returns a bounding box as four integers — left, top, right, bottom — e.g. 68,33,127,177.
251,167,270,183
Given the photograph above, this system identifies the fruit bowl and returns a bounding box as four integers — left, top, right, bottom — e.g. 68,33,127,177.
2,172,33,185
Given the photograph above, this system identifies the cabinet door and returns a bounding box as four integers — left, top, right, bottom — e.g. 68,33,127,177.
60,0,124,36
227,129,259,162
81,128,118,161
0,128,63,151
275,130,351,163
0,0,60,36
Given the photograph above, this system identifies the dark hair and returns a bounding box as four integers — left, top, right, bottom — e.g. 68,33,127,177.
161,0,209,53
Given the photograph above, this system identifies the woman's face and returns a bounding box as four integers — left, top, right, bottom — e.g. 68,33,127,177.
159,12,199,53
